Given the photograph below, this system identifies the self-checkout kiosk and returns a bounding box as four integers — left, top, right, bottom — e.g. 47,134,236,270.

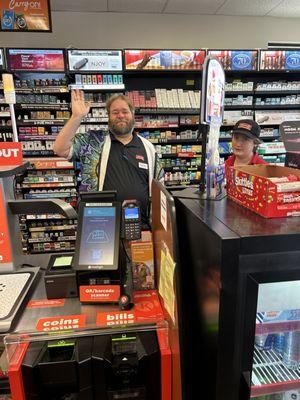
2,180,173,400
71,193,140,310
2,164,171,399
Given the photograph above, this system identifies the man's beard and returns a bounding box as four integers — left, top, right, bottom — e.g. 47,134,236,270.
109,118,135,136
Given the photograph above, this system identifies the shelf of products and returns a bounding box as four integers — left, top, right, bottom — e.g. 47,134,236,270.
124,77,202,187
222,75,300,165
13,72,79,255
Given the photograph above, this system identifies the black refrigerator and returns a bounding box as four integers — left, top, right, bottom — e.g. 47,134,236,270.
172,193,300,400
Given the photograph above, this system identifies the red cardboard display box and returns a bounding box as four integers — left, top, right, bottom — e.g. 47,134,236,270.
226,165,300,218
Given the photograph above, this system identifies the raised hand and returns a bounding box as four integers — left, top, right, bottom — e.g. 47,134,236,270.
71,89,91,119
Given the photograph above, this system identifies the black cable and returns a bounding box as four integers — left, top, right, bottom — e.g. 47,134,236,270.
121,239,131,263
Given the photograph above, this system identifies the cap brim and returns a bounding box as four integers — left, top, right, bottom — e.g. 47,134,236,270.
232,129,262,144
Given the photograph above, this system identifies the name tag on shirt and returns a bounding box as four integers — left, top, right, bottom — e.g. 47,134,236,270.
138,162,148,170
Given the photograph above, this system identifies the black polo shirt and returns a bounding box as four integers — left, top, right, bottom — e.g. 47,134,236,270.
103,133,149,223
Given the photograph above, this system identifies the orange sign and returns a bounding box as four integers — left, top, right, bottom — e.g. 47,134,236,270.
80,285,120,303
96,290,164,326
0,0,51,31
0,185,12,264
27,298,65,308
36,314,86,331
0,142,23,166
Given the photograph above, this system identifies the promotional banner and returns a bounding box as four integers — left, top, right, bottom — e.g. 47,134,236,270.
285,50,300,70
67,49,123,72
280,121,300,153
201,58,225,125
280,121,300,169
259,50,300,71
7,49,65,71
0,0,51,31
208,50,258,71
200,56,225,199
124,49,206,70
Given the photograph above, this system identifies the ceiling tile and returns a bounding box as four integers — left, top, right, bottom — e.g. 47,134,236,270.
164,0,225,14
108,0,167,13
268,0,300,17
217,0,283,16
51,0,108,12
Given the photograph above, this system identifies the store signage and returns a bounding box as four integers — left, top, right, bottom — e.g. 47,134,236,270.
0,185,12,264
285,51,300,70
36,314,86,331
201,57,225,125
0,142,23,165
97,311,136,326
280,121,300,153
7,48,65,71
124,49,206,70
208,50,258,71
67,49,123,72
79,285,120,302
260,50,283,70
0,48,5,70
96,290,164,326
0,0,51,31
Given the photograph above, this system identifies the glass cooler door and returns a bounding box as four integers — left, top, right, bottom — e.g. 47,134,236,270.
250,279,300,400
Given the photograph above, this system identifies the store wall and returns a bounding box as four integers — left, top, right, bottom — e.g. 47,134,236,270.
1,12,300,49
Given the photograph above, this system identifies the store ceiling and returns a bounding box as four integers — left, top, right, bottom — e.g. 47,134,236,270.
50,0,300,17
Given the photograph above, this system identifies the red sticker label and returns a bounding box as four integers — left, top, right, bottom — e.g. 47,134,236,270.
0,143,23,166
36,314,86,332
27,299,65,308
79,285,120,302
96,290,164,327
136,154,144,161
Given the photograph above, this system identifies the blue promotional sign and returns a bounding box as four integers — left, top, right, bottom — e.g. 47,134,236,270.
207,50,258,70
231,51,255,70
285,51,300,70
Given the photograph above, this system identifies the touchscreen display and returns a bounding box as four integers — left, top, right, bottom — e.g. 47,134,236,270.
79,207,116,266
124,207,139,220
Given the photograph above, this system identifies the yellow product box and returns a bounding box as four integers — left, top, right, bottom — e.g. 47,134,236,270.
131,231,155,291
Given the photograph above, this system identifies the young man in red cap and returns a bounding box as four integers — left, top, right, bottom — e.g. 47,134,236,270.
225,119,268,169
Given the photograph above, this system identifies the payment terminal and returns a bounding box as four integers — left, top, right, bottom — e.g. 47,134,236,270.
122,201,142,241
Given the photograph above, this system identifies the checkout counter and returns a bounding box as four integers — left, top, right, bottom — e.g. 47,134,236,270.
0,164,174,400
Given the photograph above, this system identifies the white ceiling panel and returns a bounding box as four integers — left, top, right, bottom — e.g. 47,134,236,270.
108,0,167,13
217,0,283,16
51,0,108,12
268,0,300,17
164,0,225,14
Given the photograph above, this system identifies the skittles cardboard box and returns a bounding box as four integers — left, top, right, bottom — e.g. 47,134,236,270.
226,164,300,218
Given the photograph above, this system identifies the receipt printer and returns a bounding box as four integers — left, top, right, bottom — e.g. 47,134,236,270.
44,254,78,299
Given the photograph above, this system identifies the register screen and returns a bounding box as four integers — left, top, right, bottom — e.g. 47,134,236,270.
79,206,116,266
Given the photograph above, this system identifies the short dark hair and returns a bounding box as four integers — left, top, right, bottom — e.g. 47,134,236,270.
106,94,135,115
